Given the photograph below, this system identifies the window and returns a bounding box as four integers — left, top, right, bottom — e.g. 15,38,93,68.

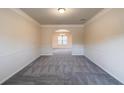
57,34,68,45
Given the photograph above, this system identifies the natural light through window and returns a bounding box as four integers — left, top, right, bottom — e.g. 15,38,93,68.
57,34,68,45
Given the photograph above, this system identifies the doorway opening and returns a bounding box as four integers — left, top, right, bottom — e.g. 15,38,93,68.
52,29,72,55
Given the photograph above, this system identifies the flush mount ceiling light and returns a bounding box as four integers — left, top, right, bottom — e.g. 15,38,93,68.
58,8,66,14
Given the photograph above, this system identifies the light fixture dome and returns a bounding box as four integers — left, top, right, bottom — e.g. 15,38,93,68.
58,8,65,13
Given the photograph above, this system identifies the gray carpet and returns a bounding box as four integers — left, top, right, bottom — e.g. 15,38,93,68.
3,49,122,85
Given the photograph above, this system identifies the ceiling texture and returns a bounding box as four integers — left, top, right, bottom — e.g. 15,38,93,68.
21,8,103,25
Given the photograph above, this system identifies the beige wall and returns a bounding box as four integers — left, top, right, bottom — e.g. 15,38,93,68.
40,25,84,55
40,27,53,55
0,9,41,84
52,32,72,48
83,9,124,84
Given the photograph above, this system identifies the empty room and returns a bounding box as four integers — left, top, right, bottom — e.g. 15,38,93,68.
0,8,124,85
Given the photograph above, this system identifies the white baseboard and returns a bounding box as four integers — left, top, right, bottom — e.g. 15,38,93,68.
40,53,53,56
0,55,40,84
72,45,84,56
72,54,84,56
41,47,53,56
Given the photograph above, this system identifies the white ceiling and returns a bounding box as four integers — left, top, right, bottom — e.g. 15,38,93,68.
21,8,103,25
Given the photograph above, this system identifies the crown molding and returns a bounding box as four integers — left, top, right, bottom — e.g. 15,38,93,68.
84,8,112,26
40,24,84,28
10,8,41,26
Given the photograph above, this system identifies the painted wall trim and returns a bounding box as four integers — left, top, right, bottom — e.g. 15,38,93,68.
10,8,41,26
72,54,84,56
40,53,53,56
40,24,84,28
84,8,112,26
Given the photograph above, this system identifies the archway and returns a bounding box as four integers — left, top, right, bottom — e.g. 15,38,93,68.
52,29,72,55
